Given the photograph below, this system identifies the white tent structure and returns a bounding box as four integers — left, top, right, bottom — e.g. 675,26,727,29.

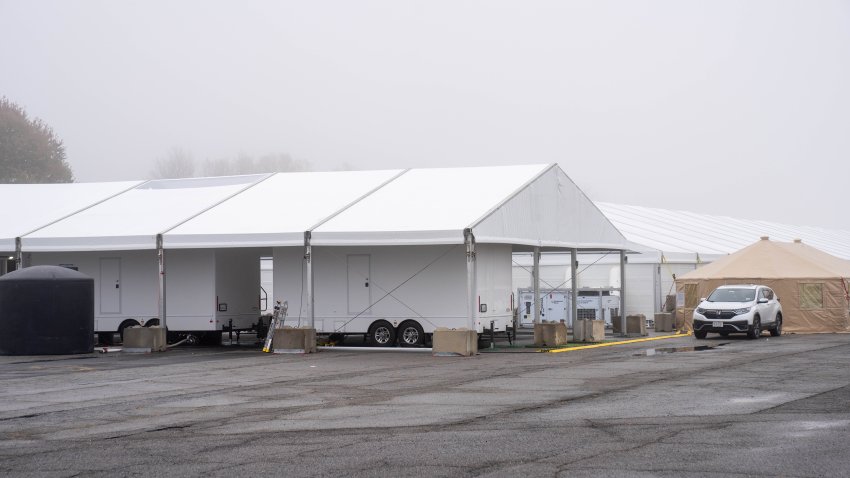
15,164,629,346
597,202,850,260
164,164,628,345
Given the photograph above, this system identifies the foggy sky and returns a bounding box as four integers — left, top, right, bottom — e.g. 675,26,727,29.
1,0,849,230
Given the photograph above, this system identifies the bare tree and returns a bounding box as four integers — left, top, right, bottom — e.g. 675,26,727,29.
150,148,196,179
254,153,310,173
154,149,311,179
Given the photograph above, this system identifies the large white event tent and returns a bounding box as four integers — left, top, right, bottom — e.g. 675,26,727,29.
164,164,628,334
10,164,629,338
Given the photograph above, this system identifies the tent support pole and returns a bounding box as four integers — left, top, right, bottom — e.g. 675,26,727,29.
620,250,627,336
157,234,167,330
14,237,22,270
571,248,578,327
304,231,314,328
533,247,541,324
464,229,477,331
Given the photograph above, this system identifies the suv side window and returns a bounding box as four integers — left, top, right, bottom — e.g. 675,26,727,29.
760,289,773,300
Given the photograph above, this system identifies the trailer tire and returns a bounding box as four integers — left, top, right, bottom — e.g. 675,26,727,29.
368,320,396,347
145,319,159,327
397,321,425,347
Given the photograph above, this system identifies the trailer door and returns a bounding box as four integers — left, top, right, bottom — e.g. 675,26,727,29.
347,254,371,315
99,257,121,314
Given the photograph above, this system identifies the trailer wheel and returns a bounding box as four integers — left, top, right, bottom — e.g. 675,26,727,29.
145,319,159,327
368,320,396,347
397,321,425,347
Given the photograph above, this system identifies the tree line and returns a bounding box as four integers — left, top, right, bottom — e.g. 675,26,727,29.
1,97,318,184
149,149,313,179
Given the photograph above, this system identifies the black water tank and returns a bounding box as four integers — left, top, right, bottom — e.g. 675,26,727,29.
0,265,94,355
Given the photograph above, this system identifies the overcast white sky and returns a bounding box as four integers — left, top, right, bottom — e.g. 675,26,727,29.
1,0,848,229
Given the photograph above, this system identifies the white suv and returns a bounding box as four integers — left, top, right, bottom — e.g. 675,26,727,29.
692,284,783,339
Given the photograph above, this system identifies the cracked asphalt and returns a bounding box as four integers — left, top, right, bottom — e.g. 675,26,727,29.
1,333,849,477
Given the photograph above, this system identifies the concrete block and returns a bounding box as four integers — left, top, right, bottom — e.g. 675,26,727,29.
611,316,622,334
273,327,317,354
573,319,605,342
626,314,648,336
534,322,568,347
587,319,605,342
123,326,166,352
654,313,674,332
432,328,478,356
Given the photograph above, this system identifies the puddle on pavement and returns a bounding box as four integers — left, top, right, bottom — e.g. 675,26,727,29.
635,343,729,356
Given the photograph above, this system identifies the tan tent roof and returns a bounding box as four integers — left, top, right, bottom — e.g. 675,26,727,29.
679,237,850,280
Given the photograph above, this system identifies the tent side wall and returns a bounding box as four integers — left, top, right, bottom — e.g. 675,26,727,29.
473,166,626,249
676,278,850,334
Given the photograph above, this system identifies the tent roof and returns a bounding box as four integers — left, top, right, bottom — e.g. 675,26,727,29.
678,238,850,280
0,181,142,251
310,164,628,249
23,175,267,251
164,169,403,248
597,202,850,260
16,165,628,252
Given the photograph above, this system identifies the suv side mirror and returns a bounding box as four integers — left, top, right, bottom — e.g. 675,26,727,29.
757,298,768,304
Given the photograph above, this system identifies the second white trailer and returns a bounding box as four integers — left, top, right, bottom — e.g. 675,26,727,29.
273,244,514,346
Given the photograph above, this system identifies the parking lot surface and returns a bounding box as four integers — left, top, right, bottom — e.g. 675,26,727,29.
1,333,849,477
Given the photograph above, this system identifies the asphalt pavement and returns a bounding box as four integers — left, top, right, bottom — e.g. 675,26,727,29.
1,332,849,477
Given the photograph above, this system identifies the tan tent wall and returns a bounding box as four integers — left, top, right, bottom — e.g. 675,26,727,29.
676,277,850,334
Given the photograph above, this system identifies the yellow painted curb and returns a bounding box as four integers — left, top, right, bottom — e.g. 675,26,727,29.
543,332,692,353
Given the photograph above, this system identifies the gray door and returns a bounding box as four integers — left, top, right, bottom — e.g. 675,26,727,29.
100,257,121,314
347,254,371,315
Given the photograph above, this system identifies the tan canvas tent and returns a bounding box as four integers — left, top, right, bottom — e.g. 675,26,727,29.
675,237,850,334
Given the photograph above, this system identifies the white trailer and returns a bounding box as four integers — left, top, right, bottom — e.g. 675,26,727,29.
30,248,263,343
274,244,514,346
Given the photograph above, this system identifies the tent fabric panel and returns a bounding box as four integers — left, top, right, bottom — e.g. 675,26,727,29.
0,181,142,250
679,239,850,280
24,175,266,251
163,232,305,249
21,235,158,252
312,164,550,236
165,169,403,241
309,230,465,246
471,167,627,250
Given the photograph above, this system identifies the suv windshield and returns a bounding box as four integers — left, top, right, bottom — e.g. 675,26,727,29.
707,288,756,302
